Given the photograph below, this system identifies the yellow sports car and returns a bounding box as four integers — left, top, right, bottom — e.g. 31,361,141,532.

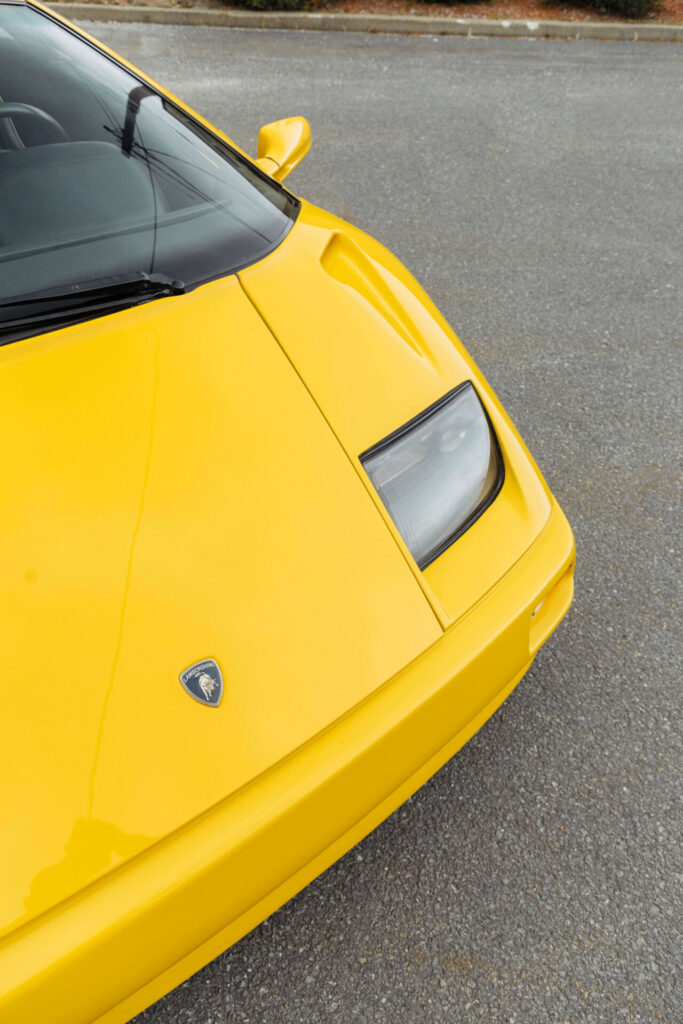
0,4,574,1022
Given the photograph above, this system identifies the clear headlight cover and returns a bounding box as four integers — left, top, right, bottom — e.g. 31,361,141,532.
360,382,503,569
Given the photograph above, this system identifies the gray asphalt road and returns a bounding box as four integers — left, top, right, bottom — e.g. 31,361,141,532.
83,24,682,1024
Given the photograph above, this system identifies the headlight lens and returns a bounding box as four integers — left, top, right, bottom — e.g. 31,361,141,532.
360,382,503,568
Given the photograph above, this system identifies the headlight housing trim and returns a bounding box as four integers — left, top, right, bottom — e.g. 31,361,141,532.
360,381,505,570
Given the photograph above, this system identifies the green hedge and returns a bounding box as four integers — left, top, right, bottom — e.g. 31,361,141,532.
408,0,655,17
577,0,655,16
233,0,310,9
234,0,655,17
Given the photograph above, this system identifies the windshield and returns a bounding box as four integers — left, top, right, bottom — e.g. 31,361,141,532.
0,4,298,337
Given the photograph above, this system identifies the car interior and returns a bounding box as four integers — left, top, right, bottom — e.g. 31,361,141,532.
0,11,295,308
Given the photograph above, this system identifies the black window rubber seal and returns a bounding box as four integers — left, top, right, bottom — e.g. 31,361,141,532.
359,380,506,570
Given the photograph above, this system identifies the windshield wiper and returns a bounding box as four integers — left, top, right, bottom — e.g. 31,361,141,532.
0,271,187,344
0,271,186,311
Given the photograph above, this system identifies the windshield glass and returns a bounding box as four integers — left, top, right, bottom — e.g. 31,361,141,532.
0,3,298,332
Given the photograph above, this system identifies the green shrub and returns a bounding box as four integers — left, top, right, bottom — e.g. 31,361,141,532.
411,0,655,17
235,0,656,19
232,0,311,10
577,0,655,16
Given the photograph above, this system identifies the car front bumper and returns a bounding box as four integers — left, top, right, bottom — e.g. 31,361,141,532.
0,498,574,1024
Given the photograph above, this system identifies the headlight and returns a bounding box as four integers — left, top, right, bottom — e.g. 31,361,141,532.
360,382,503,569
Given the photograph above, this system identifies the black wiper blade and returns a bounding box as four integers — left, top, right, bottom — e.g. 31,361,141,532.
0,272,187,345
0,271,186,311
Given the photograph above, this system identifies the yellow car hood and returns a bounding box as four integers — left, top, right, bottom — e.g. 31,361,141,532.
240,203,473,459
241,203,552,626
0,265,443,939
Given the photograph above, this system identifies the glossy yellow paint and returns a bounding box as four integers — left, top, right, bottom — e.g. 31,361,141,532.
0,275,442,940
0,6,575,1023
256,116,312,182
239,206,556,625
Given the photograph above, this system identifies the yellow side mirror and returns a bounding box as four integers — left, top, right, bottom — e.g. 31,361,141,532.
255,116,311,183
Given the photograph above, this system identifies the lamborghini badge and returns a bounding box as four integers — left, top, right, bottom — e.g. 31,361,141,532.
179,659,223,707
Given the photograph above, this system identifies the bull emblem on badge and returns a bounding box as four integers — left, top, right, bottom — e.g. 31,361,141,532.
179,659,223,707
197,672,218,702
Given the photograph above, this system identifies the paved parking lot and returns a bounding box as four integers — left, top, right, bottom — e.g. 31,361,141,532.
83,22,682,1024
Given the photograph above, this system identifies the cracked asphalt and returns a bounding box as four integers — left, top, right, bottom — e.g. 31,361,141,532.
80,23,682,1024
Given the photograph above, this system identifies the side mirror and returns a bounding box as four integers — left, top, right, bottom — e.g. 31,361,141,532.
255,116,311,183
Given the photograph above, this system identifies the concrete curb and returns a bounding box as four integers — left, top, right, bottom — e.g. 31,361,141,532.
48,4,683,42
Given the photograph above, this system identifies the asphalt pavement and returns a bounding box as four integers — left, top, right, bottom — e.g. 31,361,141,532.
82,23,683,1024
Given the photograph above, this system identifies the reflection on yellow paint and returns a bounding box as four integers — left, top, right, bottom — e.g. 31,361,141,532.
24,819,151,917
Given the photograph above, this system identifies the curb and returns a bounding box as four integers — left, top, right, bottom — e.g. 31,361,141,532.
48,4,683,42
